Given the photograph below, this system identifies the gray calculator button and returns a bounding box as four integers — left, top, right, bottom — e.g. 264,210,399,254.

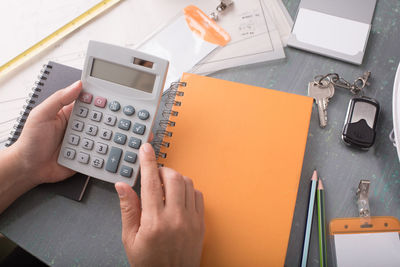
85,124,98,136
123,105,135,116
120,165,133,177
90,110,103,122
114,132,127,145
100,128,112,140
76,106,89,118
77,152,90,164
128,137,142,149
95,142,108,154
124,152,137,163
72,120,84,132
118,119,131,130
138,110,150,120
132,123,146,135
106,147,122,173
63,148,76,159
91,157,104,168
82,138,94,150
68,134,80,145
109,101,121,111
104,114,117,126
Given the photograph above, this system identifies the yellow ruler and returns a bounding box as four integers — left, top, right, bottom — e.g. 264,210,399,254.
0,0,122,78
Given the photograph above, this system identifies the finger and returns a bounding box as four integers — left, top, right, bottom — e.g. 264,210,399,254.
61,102,75,122
160,167,185,209
139,143,164,212
195,190,204,216
115,182,141,243
183,176,195,211
35,80,82,121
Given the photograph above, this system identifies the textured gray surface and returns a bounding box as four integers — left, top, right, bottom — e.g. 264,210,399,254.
1,0,400,266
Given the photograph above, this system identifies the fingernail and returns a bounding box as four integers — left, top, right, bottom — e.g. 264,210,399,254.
141,143,152,153
115,183,126,198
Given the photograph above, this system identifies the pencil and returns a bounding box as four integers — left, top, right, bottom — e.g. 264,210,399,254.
317,179,327,267
300,170,318,267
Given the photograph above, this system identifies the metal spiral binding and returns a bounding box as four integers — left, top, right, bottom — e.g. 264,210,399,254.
153,81,186,161
5,64,52,147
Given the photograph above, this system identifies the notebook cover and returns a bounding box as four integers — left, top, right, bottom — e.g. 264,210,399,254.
7,61,89,201
158,73,313,266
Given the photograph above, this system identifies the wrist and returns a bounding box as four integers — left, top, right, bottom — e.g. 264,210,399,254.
3,144,38,189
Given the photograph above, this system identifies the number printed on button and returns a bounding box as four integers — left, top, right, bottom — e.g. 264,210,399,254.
85,124,98,136
76,107,89,118
68,134,80,145
95,142,108,154
90,110,103,122
100,128,112,140
104,114,117,126
72,120,84,131
82,138,94,150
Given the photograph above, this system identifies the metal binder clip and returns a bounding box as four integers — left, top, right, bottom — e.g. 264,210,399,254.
356,180,371,218
210,0,234,21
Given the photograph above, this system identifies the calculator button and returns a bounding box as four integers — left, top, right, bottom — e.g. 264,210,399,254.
79,92,93,104
94,96,107,108
72,120,84,132
90,110,103,122
123,105,135,116
132,123,146,135
114,133,127,145
95,142,108,154
77,152,90,164
109,101,121,111
91,157,104,168
68,134,80,145
105,147,122,173
104,114,117,126
118,119,131,131
124,152,137,163
120,165,133,178
138,110,150,120
76,106,89,118
85,124,98,136
128,137,142,149
63,148,76,159
82,138,94,150
99,128,112,140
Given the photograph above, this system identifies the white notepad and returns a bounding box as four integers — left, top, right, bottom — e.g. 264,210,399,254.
287,0,376,64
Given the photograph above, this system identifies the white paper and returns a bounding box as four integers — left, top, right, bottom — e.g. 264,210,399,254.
334,232,400,267
292,8,370,56
192,0,285,74
137,14,218,90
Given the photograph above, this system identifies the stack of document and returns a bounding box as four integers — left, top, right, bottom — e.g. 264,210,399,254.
192,0,293,74
0,0,292,145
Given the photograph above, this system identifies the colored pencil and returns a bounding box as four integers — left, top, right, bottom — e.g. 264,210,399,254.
300,170,318,267
317,179,327,267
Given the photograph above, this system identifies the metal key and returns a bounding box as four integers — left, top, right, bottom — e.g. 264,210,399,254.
308,80,335,128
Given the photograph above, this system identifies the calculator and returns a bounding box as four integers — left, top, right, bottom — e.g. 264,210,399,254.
57,41,168,186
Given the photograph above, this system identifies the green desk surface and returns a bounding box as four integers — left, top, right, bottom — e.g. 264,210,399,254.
1,0,399,266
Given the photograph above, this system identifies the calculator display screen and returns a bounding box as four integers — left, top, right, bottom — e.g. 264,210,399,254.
90,58,155,93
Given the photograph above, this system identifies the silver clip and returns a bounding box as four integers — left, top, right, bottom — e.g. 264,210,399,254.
356,180,371,218
210,0,234,21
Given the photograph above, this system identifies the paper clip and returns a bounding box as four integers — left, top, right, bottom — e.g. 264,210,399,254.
210,0,234,21
356,180,370,218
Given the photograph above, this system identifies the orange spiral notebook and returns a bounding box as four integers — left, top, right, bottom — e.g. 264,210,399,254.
157,73,313,266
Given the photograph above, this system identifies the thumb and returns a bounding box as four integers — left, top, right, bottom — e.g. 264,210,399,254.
34,80,82,121
115,182,141,242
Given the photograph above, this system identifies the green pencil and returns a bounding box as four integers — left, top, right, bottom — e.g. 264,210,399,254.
317,179,327,267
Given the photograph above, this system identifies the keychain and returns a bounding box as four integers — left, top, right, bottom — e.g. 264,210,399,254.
309,71,380,149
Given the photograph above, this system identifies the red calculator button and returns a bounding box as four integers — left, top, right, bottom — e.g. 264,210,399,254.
79,92,93,104
94,96,107,108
